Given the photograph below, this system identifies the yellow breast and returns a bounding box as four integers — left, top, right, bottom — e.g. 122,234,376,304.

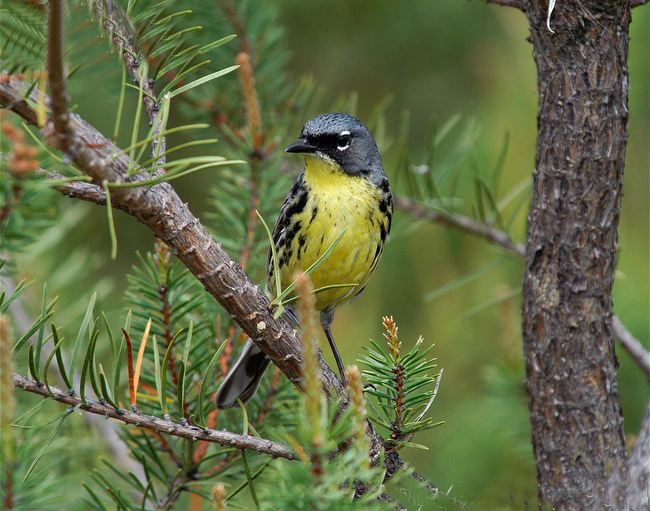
277,156,387,311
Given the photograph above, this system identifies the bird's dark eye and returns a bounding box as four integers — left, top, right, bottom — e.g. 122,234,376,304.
337,132,351,150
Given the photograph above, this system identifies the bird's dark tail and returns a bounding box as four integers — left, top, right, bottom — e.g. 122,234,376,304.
215,340,270,409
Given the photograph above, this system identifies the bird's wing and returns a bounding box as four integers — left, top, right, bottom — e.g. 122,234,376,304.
266,172,307,289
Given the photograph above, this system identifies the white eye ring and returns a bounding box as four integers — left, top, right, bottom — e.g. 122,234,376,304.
337,131,351,151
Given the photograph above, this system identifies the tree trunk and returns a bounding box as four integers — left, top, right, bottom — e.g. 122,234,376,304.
521,1,630,509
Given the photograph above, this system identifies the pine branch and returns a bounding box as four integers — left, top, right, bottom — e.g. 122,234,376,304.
218,0,251,53
213,49,266,392
0,75,439,497
612,316,650,379
395,195,649,379
1,274,145,482
159,472,192,511
155,248,182,389
395,195,525,257
12,373,297,460
46,0,73,153
90,0,166,172
236,51,263,270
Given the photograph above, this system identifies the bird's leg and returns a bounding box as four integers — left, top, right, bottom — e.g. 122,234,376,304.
320,308,347,385
323,327,347,386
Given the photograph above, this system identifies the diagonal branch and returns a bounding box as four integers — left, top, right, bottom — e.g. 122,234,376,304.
395,196,525,257
5,66,341,390
395,196,650,380
612,316,650,379
12,373,296,460
0,0,344,408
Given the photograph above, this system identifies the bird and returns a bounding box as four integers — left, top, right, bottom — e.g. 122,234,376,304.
215,113,393,409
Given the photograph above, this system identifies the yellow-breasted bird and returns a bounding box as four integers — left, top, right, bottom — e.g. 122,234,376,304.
215,113,393,408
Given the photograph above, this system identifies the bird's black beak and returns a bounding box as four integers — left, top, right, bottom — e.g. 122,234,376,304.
285,138,316,154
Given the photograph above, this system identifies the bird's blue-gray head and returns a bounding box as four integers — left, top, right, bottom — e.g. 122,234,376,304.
285,113,384,180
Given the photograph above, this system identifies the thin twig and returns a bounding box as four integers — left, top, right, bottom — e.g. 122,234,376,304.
222,20,267,368
148,430,182,467
46,0,73,153
39,170,138,217
157,269,181,387
395,196,525,257
612,316,650,379
48,174,107,202
221,7,265,256
159,472,192,511
395,196,649,379
253,368,282,429
218,0,250,53
12,373,297,460
91,0,166,174
410,469,440,496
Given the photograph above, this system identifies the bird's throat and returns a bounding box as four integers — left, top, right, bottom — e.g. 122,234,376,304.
303,154,355,189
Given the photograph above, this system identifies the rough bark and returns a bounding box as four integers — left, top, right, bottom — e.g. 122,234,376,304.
521,1,631,509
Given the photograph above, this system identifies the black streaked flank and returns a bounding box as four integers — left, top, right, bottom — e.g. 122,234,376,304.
284,220,302,248
284,191,308,224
